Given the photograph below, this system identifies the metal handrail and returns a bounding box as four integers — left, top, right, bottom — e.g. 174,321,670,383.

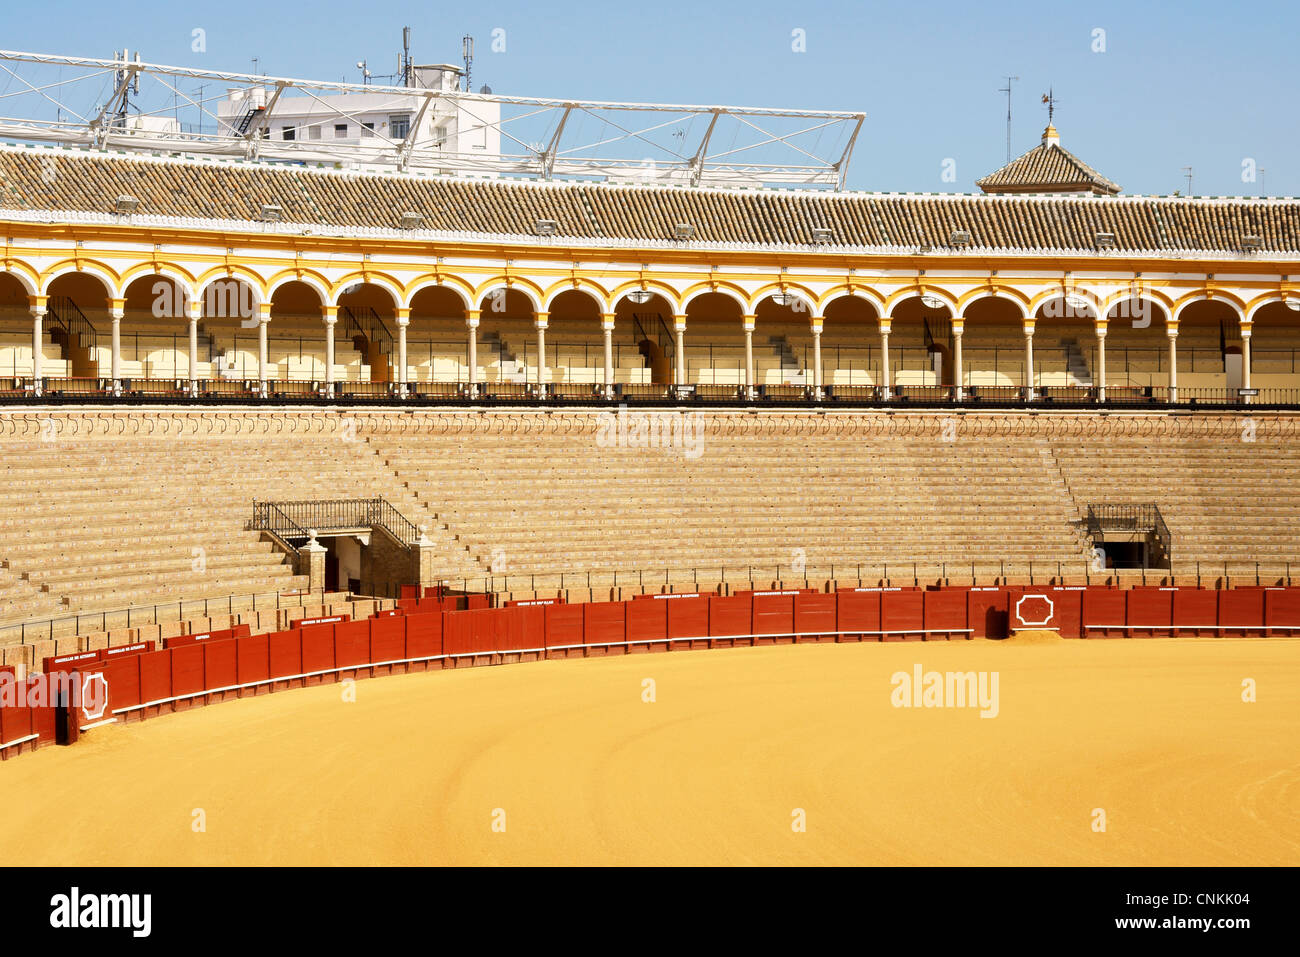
48,295,98,352
1085,503,1172,563
251,497,420,547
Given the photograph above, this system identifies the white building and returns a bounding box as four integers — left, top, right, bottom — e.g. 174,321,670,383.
216,64,500,171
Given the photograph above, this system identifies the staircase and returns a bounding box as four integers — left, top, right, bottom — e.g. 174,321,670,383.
1059,337,1093,387
341,305,394,380
235,106,265,135
769,335,803,384
47,296,99,376
480,330,526,382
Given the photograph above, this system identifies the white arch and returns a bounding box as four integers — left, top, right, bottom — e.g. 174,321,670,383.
544,285,606,314
1172,294,1243,323
403,280,470,312
267,273,330,305
683,287,747,314
330,274,403,309
478,283,542,314
0,267,38,297
40,263,121,299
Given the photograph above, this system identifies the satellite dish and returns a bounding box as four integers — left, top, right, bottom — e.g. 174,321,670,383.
479,84,492,94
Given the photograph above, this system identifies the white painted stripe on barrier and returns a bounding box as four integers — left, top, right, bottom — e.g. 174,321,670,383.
0,733,40,751
1084,624,1300,631
78,718,118,731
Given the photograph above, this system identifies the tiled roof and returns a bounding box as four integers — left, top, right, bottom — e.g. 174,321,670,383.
977,130,1121,195
1,144,1296,254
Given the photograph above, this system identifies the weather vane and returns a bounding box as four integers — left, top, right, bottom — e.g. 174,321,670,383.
1041,87,1057,125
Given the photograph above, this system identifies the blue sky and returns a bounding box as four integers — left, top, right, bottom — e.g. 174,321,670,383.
5,0,1298,195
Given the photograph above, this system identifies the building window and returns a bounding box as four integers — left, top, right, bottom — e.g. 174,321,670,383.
282,126,295,141
308,125,322,140
390,114,411,140
361,122,375,137
334,123,348,138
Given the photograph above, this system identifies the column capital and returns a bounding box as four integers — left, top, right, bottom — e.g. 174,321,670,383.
534,311,549,329
1240,319,1253,339
257,302,272,320
395,307,411,324
1022,318,1036,336
950,318,965,336
186,299,202,320
742,315,756,332
601,313,616,331
673,314,687,332
1166,318,1180,338
109,307,125,322
810,318,823,333
465,309,481,327
28,294,48,313
879,317,892,334
109,297,126,313
323,304,338,321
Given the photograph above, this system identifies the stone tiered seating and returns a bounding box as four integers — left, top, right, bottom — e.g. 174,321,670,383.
0,425,486,626
1050,437,1300,576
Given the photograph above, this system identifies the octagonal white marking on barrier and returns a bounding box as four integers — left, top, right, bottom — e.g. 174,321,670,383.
1014,594,1056,628
80,672,109,721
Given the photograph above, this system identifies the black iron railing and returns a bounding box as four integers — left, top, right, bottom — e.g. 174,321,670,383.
251,497,421,548
48,295,98,353
1085,503,1172,563
341,305,394,356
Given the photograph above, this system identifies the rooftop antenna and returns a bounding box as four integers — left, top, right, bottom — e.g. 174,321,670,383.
998,75,1018,163
356,58,371,85
462,34,474,93
1259,167,1267,197
1041,87,1057,126
1182,166,1194,195
401,26,412,87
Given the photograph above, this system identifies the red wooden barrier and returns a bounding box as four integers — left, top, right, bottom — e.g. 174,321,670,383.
1082,589,1128,638
545,603,584,650
404,612,443,667
625,598,667,654
837,589,882,639
881,589,924,640
1170,588,1218,636
1264,588,1300,636
236,632,270,690
268,630,304,688
1219,589,1265,637
203,639,238,700
965,588,1006,639
170,644,206,700
334,620,372,675
708,595,751,648
582,601,625,657
794,592,837,641
300,623,335,683
370,617,407,674
752,593,795,644
1126,588,1174,638
923,589,968,639
667,595,710,650
137,650,173,714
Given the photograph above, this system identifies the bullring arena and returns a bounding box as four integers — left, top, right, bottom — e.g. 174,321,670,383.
1,49,1299,868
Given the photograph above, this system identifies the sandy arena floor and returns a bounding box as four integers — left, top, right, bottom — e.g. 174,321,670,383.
1,637,1297,866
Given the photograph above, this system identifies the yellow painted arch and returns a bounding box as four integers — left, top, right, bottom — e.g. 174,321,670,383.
817,285,886,317
403,275,475,311
474,276,545,313
39,259,122,298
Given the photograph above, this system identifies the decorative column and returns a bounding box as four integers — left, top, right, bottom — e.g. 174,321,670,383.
673,314,687,391
601,313,616,398
951,317,965,401
742,314,756,399
109,298,124,396
466,309,480,393
1166,317,1179,403
1095,318,1108,403
323,305,337,398
1241,320,1253,404
1022,317,1036,400
30,298,46,396
879,317,892,399
534,311,549,397
395,307,410,395
257,303,271,398
187,299,201,397
811,317,824,398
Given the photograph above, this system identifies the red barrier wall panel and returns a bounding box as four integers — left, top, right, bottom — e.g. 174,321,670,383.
101,651,139,714
1007,589,1061,632
300,625,336,674
1264,588,1300,634
546,603,584,649
268,630,303,680
334,620,371,669
442,611,474,656
236,633,270,686
400,584,420,600
626,598,667,647
836,590,882,637
170,644,206,698
974,588,1010,637
518,605,546,652
708,595,751,647
28,688,55,741
370,617,406,664
137,649,173,703
794,593,837,640
0,703,32,745
1047,588,1084,639
1126,588,1174,636
1219,589,1265,637
466,594,491,610
1082,589,1128,638
667,596,710,648
1171,589,1219,636
881,590,925,639
923,589,968,637
752,593,795,641
203,639,238,691
583,602,626,648
404,612,443,660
